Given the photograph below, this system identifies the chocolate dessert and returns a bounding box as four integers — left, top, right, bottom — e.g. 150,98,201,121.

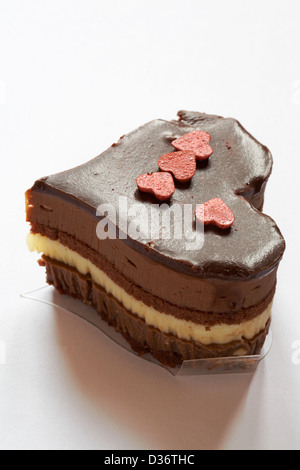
25,111,285,367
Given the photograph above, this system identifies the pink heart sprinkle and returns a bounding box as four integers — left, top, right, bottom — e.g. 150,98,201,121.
172,130,213,160
136,172,175,201
158,151,196,182
195,198,235,229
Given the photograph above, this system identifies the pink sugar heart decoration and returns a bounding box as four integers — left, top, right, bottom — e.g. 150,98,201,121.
172,130,213,160
157,151,196,182
195,198,235,229
136,172,175,201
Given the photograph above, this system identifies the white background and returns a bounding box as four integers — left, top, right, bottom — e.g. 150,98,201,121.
0,0,299,450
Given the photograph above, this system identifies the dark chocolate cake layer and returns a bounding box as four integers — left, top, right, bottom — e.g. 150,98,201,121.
44,256,270,367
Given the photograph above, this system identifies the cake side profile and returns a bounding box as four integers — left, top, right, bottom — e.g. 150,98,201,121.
25,111,285,367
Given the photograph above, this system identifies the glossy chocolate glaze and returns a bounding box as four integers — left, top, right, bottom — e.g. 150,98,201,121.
27,111,285,280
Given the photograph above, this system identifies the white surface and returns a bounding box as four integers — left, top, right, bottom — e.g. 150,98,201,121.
0,0,299,450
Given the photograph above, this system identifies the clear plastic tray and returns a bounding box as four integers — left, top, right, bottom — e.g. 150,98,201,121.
21,286,272,376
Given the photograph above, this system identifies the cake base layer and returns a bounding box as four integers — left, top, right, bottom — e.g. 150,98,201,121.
43,256,271,367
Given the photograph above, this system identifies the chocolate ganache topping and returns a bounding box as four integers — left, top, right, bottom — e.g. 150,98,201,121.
29,111,285,280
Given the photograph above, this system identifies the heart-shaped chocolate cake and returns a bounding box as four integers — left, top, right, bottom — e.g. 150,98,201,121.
26,110,285,367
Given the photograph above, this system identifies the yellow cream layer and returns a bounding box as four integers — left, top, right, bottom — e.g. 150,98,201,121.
27,233,272,347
